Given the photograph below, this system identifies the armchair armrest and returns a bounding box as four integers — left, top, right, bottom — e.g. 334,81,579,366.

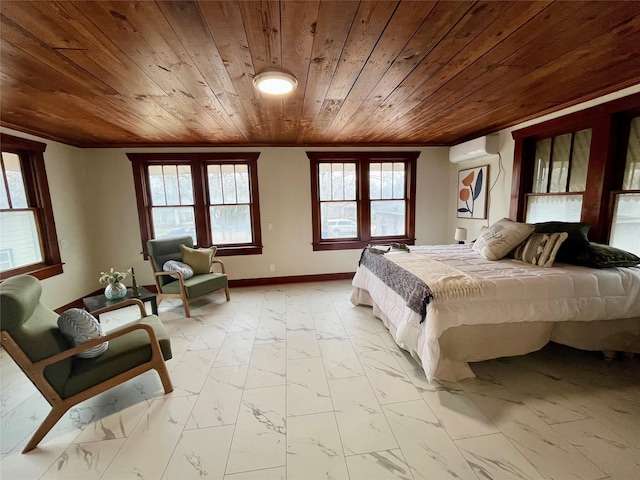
153,270,183,279
211,259,226,274
33,321,162,370
153,269,186,287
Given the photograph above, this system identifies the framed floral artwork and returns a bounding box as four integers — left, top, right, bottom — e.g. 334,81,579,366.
457,165,489,219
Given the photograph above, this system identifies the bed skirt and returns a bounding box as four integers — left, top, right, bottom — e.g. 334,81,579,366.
352,286,640,382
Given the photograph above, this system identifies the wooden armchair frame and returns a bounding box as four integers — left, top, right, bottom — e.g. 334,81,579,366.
149,255,230,318
0,299,173,453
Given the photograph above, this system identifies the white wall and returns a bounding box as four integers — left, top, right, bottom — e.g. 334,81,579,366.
84,146,451,288
446,133,514,243
448,84,640,242
0,127,97,308
0,134,451,308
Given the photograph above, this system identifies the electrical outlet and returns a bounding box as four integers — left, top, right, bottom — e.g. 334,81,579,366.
269,264,276,272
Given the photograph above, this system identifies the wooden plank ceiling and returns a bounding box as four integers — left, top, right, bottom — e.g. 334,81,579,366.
1,1,640,148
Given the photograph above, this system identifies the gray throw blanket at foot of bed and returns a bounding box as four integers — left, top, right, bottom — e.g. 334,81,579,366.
358,247,483,323
359,248,434,322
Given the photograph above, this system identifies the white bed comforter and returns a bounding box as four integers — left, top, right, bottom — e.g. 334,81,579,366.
351,244,640,381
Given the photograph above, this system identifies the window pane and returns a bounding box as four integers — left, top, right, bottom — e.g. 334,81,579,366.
525,194,583,223
211,205,252,244
0,169,9,209
235,164,250,203
221,164,237,204
550,134,571,192
208,164,223,204
533,138,551,193
319,163,332,201
344,163,356,200
371,162,404,200
332,164,344,201
370,163,381,199
178,165,193,203
0,250,13,271
149,165,167,205
381,163,394,198
393,162,405,199
152,206,195,242
610,193,640,256
149,165,192,206
2,152,27,208
319,163,356,202
622,117,640,190
569,129,591,192
320,201,357,239
0,210,43,271
371,200,405,237
163,165,180,205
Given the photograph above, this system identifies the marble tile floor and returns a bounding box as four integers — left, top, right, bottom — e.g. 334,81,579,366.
1,280,639,480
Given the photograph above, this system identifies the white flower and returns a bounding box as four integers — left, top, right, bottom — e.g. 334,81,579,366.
99,267,127,285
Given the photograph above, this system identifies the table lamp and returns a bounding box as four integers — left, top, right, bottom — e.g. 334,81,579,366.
454,227,467,244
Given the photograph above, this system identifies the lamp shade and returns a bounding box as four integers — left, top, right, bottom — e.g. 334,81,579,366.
454,227,468,243
253,71,298,95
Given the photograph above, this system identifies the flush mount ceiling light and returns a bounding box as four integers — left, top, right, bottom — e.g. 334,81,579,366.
253,71,298,95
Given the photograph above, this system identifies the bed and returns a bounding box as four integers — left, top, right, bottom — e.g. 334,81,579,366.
351,243,640,382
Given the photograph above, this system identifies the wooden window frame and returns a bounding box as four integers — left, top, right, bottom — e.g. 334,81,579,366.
511,93,640,243
128,152,262,258
308,151,418,251
0,133,63,281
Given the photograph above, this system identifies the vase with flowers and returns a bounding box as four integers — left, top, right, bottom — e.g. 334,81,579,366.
99,268,128,300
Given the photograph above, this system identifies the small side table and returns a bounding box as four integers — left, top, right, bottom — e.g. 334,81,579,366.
83,286,158,318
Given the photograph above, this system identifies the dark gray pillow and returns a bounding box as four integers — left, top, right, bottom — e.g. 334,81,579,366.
571,243,640,269
534,222,590,263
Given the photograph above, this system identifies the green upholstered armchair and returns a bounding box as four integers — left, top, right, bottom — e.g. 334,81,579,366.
147,236,230,318
0,275,173,453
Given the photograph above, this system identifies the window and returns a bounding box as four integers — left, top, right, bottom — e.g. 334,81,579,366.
308,152,418,251
318,162,357,240
128,153,262,257
610,116,640,256
525,129,591,223
148,164,196,242
208,163,254,245
511,92,640,245
0,134,62,280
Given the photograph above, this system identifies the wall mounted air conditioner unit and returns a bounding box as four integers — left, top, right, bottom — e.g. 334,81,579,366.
449,134,499,163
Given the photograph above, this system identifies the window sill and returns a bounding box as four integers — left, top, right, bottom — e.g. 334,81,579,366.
0,263,64,282
313,240,369,252
216,245,263,256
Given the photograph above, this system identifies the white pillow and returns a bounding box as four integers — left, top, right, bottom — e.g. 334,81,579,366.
57,309,108,358
472,218,535,260
163,260,194,280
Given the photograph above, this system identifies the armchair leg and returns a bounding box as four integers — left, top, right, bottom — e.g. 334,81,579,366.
156,365,174,394
22,405,68,453
225,286,231,301
182,297,191,318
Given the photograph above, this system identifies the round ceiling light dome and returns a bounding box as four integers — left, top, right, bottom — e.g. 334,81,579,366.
253,71,298,95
